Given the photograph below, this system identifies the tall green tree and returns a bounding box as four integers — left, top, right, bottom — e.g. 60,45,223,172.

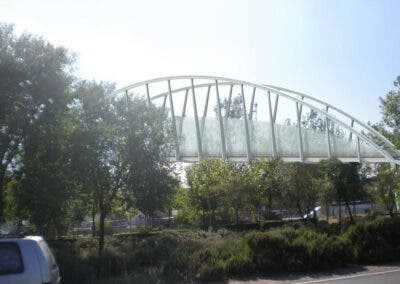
248,158,286,221
379,76,400,138
69,81,120,252
0,23,75,226
186,158,231,230
224,164,251,225
286,163,318,221
318,159,361,222
116,97,178,226
375,163,399,217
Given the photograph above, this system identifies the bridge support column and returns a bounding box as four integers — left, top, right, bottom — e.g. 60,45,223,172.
267,91,277,156
241,84,252,160
215,80,227,159
191,78,203,160
167,80,180,161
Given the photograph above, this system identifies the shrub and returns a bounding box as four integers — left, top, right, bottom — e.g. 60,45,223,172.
50,217,400,283
245,227,355,272
260,220,286,230
345,217,400,263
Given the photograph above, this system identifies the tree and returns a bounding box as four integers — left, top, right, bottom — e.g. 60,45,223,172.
375,163,398,217
379,76,400,137
318,159,361,222
69,81,120,252
17,110,74,237
224,163,251,225
248,158,286,221
186,158,231,230
116,97,178,226
172,186,198,225
215,94,244,118
302,110,344,137
0,23,75,220
286,163,319,221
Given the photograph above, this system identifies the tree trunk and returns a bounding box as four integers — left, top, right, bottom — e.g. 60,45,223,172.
98,209,106,254
267,195,272,219
326,204,329,221
345,200,354,222
235,209,239,225
297,202,306,223
338,200,342,222
389,188,395,217
202,207,205,230
91,209,96,237
210,209,215,232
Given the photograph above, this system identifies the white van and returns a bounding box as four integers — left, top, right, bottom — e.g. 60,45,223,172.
0,235,61,284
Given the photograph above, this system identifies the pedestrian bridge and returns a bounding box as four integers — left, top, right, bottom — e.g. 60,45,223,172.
110,76,400,165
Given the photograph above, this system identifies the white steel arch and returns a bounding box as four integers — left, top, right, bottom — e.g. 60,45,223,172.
109,75,400,165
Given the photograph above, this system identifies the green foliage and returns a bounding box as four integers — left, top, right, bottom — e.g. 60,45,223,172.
217,94,244,119
0,23,76,232
172,187,198,226
51,218,400,283
374,163,399,215
285,163,319,220
345,217,400,263
115,97,178,219
318,159,362,222
186,158,232,229
247,158,287,218
245,227,354,272
379,76,400,137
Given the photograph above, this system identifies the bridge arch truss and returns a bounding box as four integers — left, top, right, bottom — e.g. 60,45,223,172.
110,76,400,165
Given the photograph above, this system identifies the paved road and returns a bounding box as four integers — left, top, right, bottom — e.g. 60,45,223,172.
294,269,400,284
229,263,400,284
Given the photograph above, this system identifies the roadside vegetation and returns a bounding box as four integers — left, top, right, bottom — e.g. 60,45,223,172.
51,216,400,283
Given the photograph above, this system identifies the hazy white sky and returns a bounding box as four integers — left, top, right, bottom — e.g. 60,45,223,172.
1,0,399,123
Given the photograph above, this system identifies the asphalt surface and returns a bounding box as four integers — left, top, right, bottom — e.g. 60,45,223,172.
228,263,400,284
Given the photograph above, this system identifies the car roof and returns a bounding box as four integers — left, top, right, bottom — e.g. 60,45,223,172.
0,235,44,242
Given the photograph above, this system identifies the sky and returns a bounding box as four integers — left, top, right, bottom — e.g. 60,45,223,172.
1,0,399,124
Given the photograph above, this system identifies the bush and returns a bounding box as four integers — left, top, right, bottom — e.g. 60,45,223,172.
260,220,286,230
345,217,400,263
50,217,400,283
245,227,355,272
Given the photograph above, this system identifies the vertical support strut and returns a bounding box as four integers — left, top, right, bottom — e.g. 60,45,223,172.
248,87,256,120
296,102,304,162
181,89,189,117
167,80,180,161
241,84,251,160
268,91,277,156
325,106,332,158
348,119,354,142
356,137,361,163
179,89,189,137
191,78,203,160
145,83,151,105
162,94,167,111
299,96,304,116
273,94,279,123
226,84,233,117
215,80,227,159
201,86,211,136
124,90,129,112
